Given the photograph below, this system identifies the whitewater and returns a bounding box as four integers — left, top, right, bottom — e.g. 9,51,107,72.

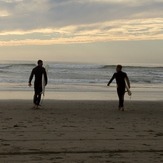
0,61,163,100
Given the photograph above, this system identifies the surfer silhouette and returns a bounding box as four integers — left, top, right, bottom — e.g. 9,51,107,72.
28,60,48,108
107,65,130,111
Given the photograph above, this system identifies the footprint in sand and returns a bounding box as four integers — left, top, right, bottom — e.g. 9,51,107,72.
155,133,163,137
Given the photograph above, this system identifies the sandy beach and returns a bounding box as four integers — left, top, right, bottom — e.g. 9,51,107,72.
0,100,163,162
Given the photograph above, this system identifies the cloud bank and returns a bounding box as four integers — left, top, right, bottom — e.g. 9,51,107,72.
0,0,163,46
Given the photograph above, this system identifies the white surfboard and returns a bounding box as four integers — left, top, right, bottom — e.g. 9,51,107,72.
125,78,132,96
42,65,48,96
42,74,45,96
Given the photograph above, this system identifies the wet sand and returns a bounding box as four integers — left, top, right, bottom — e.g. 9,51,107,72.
0,100,163,162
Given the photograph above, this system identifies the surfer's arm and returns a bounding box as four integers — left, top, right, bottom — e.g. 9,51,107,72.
28,70,34,86
107,74,115,86
125,75,130,88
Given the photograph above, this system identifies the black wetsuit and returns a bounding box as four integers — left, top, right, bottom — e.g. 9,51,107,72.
29,66,47,105
108,71,128,108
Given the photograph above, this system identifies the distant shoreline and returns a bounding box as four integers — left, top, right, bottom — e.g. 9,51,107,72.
0,87,163,101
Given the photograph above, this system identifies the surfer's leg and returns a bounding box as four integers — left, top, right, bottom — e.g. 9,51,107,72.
117,88,125,110
121,94,125,111
121,91,125,111
34,86,42,106
36,86,42,106
33,87,38,105
37,93,41,105
33,93,37,105
117,89,121,109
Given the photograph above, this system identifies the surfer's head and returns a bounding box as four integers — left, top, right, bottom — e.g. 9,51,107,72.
116,65,122,72
37,60,43,67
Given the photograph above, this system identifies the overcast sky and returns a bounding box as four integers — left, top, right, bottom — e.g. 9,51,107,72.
0,0,163,64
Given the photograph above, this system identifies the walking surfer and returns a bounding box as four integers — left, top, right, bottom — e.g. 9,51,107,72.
28,60,48,108
107,65,130,111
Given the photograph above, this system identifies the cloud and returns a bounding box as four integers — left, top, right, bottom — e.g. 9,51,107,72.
0,10,10,17
0,0,163,46
0,17,163,46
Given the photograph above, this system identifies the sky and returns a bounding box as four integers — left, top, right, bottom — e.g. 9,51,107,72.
0,0,163,64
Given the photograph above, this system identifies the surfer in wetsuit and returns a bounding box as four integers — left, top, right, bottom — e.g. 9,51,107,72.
28,60,48,108
107,65,130,111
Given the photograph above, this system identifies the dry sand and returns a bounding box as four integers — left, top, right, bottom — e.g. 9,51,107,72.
0,100,163,163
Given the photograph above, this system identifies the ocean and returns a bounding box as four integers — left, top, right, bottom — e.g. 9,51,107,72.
0,61,163,100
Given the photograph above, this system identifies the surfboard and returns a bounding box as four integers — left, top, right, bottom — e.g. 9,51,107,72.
42,65,48,96
42,73,45,96
125,78,132,96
